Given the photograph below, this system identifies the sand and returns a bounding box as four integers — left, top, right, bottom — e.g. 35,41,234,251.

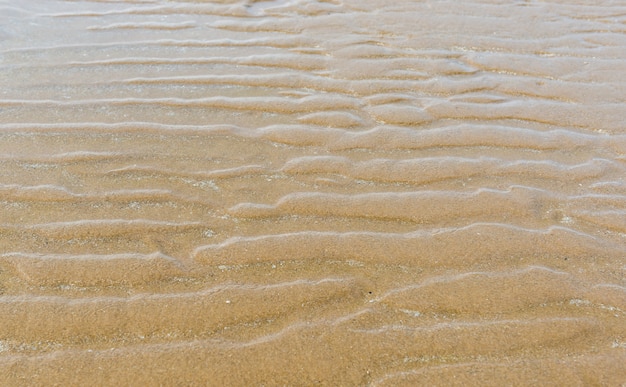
0,0,625,385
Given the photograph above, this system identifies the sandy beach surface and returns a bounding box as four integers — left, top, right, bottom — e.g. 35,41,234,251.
0,0,625,385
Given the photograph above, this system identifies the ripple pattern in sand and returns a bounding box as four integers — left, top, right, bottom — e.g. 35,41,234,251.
0,0,625,385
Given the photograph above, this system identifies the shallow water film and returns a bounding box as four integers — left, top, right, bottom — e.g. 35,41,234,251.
0,0,625,385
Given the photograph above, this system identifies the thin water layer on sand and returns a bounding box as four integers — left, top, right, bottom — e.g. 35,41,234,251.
0,0,625,385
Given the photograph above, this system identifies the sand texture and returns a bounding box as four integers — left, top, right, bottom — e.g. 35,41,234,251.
0,0,625,385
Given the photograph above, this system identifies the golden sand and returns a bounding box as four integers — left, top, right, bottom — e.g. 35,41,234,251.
0,0,625,385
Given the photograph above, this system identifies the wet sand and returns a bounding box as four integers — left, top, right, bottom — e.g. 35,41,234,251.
1,0,625,385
